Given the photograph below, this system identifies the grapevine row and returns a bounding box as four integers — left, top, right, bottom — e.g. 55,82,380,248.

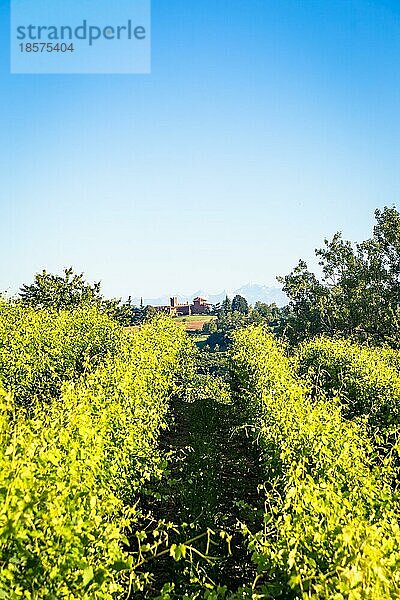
296,337,400,431
0,311,191,598
230,326,400,598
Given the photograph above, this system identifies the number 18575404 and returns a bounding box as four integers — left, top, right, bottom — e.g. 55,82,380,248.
19,43,75,53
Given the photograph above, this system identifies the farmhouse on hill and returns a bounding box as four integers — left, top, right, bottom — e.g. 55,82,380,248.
154,296,211,316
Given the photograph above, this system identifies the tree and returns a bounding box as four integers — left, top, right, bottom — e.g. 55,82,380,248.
206,308,249,351
202,319,217,334
19,268,102,310
19,268,135,326
253,302,279,320
211,302,221,316
205,296,283,351
132,298,146,325
278,206,400,347
231,294,249,315
144,305,157,322
103,296,135,327
221,296,232,314
252,302,282,329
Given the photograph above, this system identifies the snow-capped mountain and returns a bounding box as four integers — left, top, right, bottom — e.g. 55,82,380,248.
132,284,287,308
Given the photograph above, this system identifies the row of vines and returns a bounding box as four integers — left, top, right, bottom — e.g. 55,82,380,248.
0,301,192,598
229,328,400,599
1,298,400,598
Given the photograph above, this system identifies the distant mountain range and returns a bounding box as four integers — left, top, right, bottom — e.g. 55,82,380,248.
132,284,288,308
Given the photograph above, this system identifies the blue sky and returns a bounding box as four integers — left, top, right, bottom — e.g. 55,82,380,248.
1,0,399,298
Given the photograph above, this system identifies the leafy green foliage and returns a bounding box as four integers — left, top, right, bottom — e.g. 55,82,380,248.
0,315,192,598
296,337,400,431
231,295,249,315
207,299,282,351
0,299,122,406
230,326,400,598
252,301,281,323
19,267,102,310
3,277,400,598
19,267,135,326
279,206,400,346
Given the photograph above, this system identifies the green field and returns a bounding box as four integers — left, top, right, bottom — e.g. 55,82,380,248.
173,314,216,323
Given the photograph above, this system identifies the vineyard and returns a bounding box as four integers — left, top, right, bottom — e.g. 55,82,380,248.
1,300,400,598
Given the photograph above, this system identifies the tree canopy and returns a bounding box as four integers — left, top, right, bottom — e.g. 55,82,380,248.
231,294,249,315
20,268,102,310
278,206,400,347
19,268,134,326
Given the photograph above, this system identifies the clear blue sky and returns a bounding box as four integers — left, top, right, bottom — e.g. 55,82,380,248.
1,0,399,298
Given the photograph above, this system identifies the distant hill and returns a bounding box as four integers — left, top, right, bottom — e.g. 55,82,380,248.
132,284,287,308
